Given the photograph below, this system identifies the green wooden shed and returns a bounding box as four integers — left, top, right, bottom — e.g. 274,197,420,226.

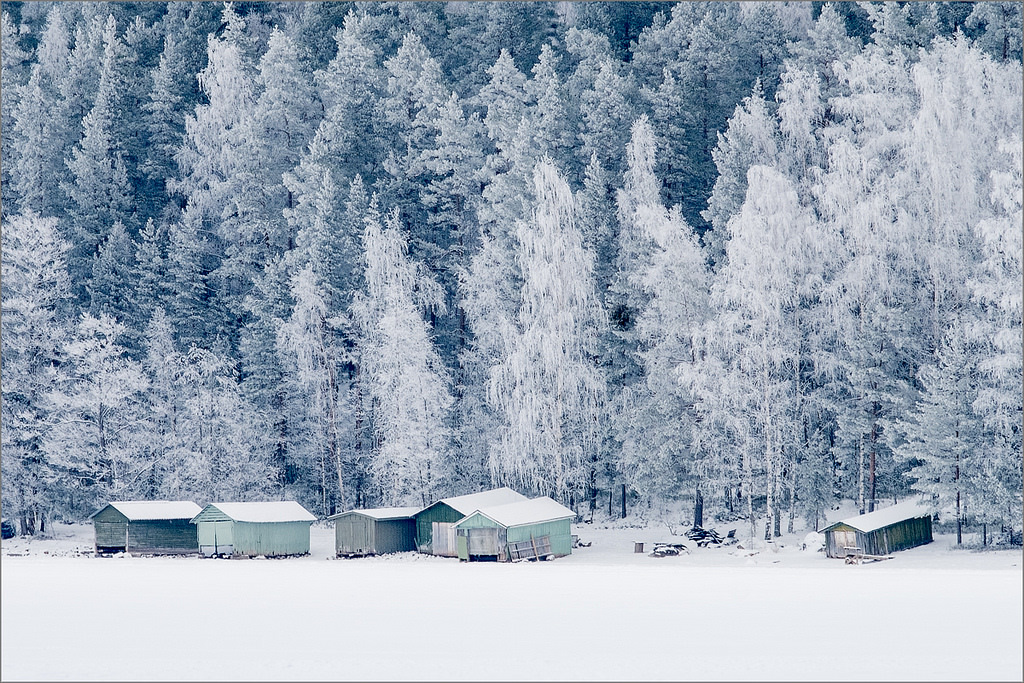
88,501,202,555
822,498,933,559
327,506,419,557
191,501,316,558
454,496,577,562
413,487,528,556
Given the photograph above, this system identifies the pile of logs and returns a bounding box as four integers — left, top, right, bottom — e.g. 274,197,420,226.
649,542,690,557
685,526,724,547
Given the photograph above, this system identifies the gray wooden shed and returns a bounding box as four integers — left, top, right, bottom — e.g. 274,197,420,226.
88,501,202,555
327,506,419,557
413,487,528,556
822,498,933,559
191,501,316,558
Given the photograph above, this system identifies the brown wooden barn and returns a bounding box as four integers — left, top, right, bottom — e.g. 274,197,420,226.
822,498,933,559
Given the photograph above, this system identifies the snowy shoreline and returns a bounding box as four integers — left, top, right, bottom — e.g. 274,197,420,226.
3,523,1021,681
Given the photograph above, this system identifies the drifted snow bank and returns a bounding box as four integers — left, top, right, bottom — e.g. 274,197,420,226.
1,523,1020,681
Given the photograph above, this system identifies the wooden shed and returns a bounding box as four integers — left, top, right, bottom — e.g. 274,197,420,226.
191,501,316,558
88,501,202,555
454,496,577,562
413,487,528,556
327,506,419,557
822,498,933,559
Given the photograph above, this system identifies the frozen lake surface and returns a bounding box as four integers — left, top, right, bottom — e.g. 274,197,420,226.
2,522,1021,681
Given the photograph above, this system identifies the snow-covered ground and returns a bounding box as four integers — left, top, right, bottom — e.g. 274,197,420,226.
2,521,1021,681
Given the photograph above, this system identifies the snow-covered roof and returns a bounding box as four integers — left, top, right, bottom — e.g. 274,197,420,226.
425,487,528,515
89,501,202,521
198,501,316,523
825,498,932,533
457,496,577,528
327,506,420,521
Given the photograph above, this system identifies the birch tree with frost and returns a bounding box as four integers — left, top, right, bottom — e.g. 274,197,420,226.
489,159,606,505
353,203,453,507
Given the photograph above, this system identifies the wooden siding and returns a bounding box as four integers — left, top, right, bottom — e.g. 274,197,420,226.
454,513,572,561
373,519,416,554
231,521,311,557
191,507,233,524
414,503,463,552
825,517,932,558
94,521,127,551
91,506,130,524
93,509,197,554
506,519,572,558
126,520,197,554
334,516,416,555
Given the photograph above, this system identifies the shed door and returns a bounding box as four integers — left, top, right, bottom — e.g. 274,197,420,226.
835,530,857,553
213,521,234,556
432,522,457,557
341,518,369,553
468,528,499,557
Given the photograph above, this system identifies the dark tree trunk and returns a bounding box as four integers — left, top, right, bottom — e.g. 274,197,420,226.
620,483,626,519
693,486,704,528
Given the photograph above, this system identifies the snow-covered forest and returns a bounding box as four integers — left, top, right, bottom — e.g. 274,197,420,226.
1,1,1021,541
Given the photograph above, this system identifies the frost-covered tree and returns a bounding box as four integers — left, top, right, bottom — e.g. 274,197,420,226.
966,1,1023,63
170,9,259,334
815,45,921,514
969,135,1023,534
527,44,576,169
1,212,75,533
489,160,606,505
379,31,449,228
418,91,486,364
897,322,981,545
310,11,387,186
43,314,149,511
10,5,75,219
353,203,453,507
702,79,779,269
166,345,278,503
87,220,136,333
695,165,822,541
278,265,346,516
142,30,194,211
578,58,638,179
614,117,712,521
137,308,179,499
1,11,32,215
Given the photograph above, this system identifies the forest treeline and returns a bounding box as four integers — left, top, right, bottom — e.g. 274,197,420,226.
1,1,1021,541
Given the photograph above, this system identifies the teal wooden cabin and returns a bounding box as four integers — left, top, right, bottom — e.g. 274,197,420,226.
327,507,419,556
191,501,316,558
822,498,933,559
88,501,202,555
454,496,577,562
413,487,528,556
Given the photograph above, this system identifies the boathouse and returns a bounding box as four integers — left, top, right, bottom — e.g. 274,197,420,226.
88,501,201,555
822,498,933,559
